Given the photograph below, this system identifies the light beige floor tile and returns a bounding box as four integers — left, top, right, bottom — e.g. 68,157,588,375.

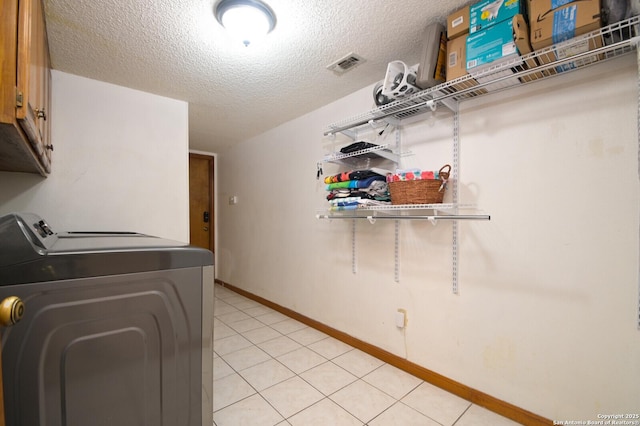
288,398,363,426
286,327,328,346
213,286,236,299
214,301,238,316
214,334,254,356
213,356,235,380
243,305,274,317
401,381,471,426
299,361,357,396
363,363,423,399
258,335,302,358
221,345,271,372
242,326,283,345
212,291,518,426
239,359,296,392
369,402,440,426
228,317,266,333
270,318,308,335
455,404,521,426
213,323,237,341
276,347,327,374
330,379,396,423
213,373,256,411
217,310,252,324
333,348,385,378
222,295,253,307
231,299,262,310
261,376,324,418
307,336,354,360
214,394,284,426
255,311,290,325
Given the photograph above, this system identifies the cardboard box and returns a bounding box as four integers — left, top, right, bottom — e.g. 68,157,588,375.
447,35,468,81
470,0,525,34
512,14,549,81
446,35,487,95
528,0,602,50
447,5,470,39
466,17,521,71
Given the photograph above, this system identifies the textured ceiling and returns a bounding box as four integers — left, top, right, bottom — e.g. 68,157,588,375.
44,0,470,152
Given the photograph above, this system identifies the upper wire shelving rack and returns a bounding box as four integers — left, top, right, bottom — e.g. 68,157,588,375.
324,16,640,137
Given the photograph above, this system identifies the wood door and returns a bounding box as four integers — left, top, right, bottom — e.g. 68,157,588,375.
189,154,214,251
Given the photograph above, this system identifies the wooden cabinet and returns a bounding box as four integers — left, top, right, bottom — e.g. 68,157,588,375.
0,0,52,176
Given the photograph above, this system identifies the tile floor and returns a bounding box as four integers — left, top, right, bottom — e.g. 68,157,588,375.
213,283,521,425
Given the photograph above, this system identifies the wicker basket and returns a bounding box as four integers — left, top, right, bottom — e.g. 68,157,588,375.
388,164,451,205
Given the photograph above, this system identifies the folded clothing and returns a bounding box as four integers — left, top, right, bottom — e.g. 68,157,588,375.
326,175,386,191
328,197,391,210
324,168,392,184
339,141,379,154
326,182,390,202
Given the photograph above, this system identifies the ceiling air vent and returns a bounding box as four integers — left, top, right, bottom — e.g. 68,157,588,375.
326,53,366,74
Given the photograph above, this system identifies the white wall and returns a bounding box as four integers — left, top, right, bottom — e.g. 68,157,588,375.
0,71,189,242
217,54,640,421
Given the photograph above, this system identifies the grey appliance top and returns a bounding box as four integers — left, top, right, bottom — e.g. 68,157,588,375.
0,212,214,286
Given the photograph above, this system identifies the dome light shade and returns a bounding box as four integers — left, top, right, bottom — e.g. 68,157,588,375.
215,0,276,46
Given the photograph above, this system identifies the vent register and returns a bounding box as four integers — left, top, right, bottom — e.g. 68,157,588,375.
326,53,366,74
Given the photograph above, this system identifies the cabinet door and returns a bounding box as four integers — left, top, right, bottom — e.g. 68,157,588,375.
16,0,51,172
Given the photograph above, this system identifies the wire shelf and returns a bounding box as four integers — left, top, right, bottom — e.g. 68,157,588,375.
316,203,490,221
325,16,640,136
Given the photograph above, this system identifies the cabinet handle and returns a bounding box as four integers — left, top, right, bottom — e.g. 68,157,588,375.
35,108,47,121
0,297,24,327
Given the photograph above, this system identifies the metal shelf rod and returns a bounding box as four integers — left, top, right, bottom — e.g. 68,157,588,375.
317,214,490,221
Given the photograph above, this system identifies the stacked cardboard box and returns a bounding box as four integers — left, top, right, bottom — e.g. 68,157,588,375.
445,0,530,86
528,0,602,73
445,0,594,86
465,0,525,76
445,4,472,85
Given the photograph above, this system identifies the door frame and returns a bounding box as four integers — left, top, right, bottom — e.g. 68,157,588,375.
189,150,217,267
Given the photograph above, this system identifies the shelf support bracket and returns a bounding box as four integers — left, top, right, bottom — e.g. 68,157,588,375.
452,106,461,295
394,220,400,283
352,219,357,274
637,45,640,329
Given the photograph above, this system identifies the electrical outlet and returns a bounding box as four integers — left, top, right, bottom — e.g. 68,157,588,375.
396,309,407,328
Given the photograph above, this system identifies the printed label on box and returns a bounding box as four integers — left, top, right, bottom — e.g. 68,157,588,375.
449,51,458,67
452,16,464,28
469,0,522,34
552,5,577,43
553,38,590,71
551,0,573,9
502,42,517,56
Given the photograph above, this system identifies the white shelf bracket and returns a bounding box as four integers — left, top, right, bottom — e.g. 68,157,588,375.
394,220,400,283
637,45,640,329
352,219,357,275
452,106,461,295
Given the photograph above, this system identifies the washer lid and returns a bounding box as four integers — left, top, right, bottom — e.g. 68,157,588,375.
0,213,213,286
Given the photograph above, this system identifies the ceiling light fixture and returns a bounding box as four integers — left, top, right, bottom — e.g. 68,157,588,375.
214,0,277,47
